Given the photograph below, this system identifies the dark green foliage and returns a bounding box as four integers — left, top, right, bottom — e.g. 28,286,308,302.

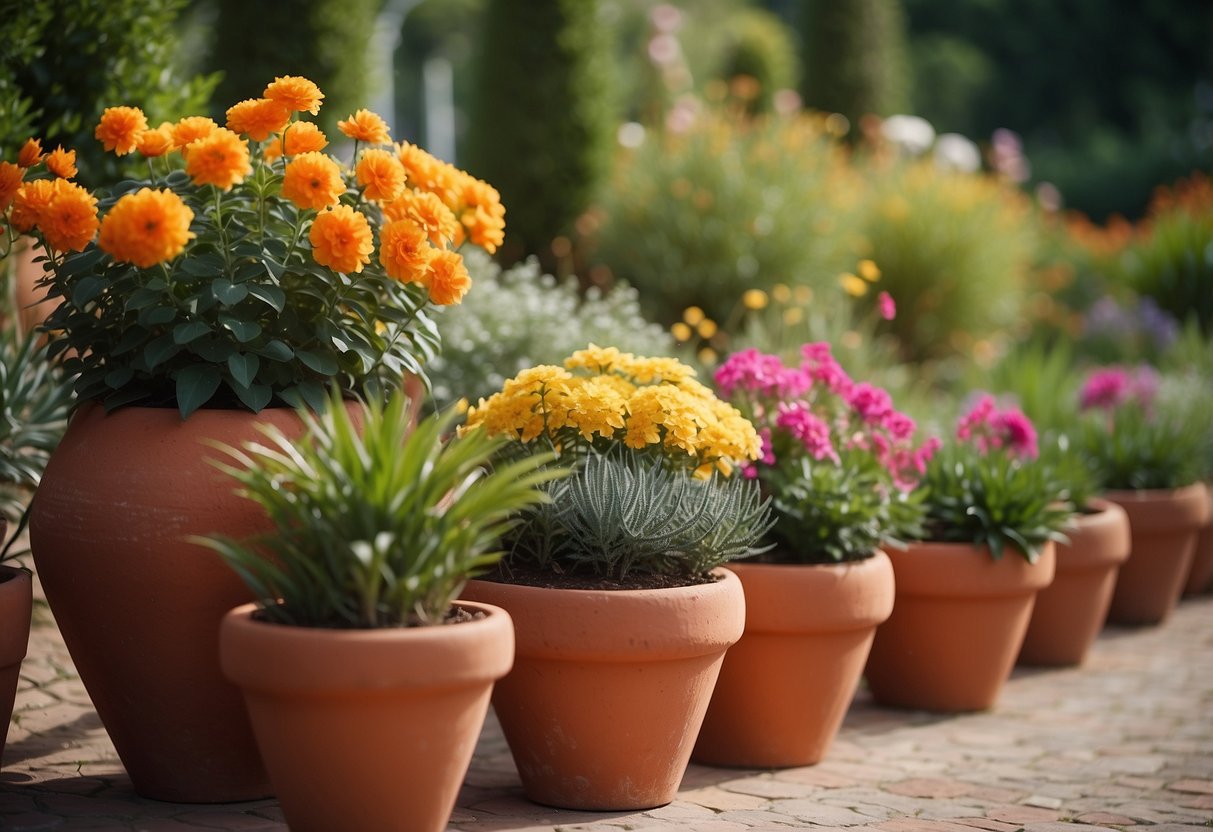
466,0,614,264
202,0,378,134
715,8,799,114
0,0,217,188
798,0,909,128
1078,401,1204,491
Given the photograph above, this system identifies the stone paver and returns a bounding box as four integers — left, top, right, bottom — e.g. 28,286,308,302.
2,581,1211,831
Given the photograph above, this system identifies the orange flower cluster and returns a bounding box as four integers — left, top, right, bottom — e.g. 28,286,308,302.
97,189,195,268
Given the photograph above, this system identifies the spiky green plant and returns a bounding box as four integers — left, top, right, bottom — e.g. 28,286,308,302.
0,327,74,561
1078,398,1204,491
506,449,773,580
198,390,564,628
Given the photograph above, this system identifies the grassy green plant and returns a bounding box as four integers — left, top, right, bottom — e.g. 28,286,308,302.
0,327,74,560
977,338,1081,434
1078,398,1204,491
198,391,563,628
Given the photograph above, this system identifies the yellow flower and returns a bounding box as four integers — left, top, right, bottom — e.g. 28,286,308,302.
565,344,628,375
378,219,434,283
309,204,373,274
338,109,391,144
621,355,695,384
683,305,705,326
742,288,768,310
839,272,868,297
670,322,692,342
171,116,218,153
9,179,56,233
264,76,324,115
44,146,77,180
98,188,195,268
265,121,328,161
422,249,472,305
783,307,804,325
95,106,148,156
37,180,99,253
697,318,718,339
563,378,627,441
281,152,345,210
858,259,881,282
355,148,405,202
185,128,251,190
225,98,291,142
0,162,24,212
771,283,791,304
136,125,176,158
17,138,43,168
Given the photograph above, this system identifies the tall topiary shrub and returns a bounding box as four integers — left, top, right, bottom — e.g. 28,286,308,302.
467,0,614,266
798,0,909,130
204,0,378,135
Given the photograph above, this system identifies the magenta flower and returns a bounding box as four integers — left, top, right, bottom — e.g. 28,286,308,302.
847,382,894,426
1079,367,1132,411
877,290,896,321
956,395,1039,460
775,402,838,463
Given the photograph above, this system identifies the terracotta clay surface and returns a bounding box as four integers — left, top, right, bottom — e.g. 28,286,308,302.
0,562,30,772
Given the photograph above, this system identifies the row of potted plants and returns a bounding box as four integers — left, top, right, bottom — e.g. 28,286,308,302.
1,77,1211,830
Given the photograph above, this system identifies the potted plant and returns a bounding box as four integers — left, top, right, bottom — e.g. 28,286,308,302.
199,390,556,832
1076,365,1209,624
0,325,73,770
6,75,505,800
865,395,1069,712
458,345,772,811
691,343,934,768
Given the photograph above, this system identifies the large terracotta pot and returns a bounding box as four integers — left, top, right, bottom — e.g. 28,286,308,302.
460,570,745,811
221,600,513,832
692,552,895,768
1103,483,1209,625
1,526,32,771
27,402,332,801
1183,483,1213,596
864,541,1055,712
1018,499,1131,666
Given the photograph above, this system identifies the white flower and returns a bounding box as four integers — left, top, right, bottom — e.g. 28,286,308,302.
933,133,982,173
881,115,935,156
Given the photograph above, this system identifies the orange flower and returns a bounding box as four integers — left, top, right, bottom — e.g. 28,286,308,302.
338,109,390,144
309,205,372,274
172,116,218,153
397,142,459,205
0,162,24,212
136,124,175,158
265,121,328,161
225,98,291,142
378,219,434,283
95,106,149,156
98,188,196,268
9,179,56,233
185,127,251,190
457,176,506,253
422,249,472,305
281,152,345,210
38,180,99,253
17,138,43,168
384,190,459,247
264,76,324,115
355,148,405,202
44,146,78,180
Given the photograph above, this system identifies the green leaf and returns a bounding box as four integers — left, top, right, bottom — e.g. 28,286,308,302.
125,287,163,312
255,339,294,362
173,321,211,344
248,284,286,312
263,258,284,281
212,279,249,306
139,306,177,327
175,365,222,419
228,353,260,387
222,318,262,343
71,276,105,307
296,350,339,376
143,334,182,369
179,254,225,277
104,367,134,389
228,379,272,412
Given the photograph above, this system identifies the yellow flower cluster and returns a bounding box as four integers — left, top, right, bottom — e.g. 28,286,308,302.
464,345,762,475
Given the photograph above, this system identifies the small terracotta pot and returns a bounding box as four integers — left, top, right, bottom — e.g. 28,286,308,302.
460,570,745,811
0,557,32,771
865,541,1055,712
1018,499,1131,666
221,601,513,832
1103,483,1209,625
692,553,894,768
1183,483,1213,596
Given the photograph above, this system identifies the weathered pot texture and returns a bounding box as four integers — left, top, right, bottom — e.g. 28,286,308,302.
27,402,341,801
865,541,1055,712
1183,483,1213,596
1018,498,1131,666
0,534,31,771
692,552,895,768
460,569,745,811
1103,483,1209,625
221,600,513,832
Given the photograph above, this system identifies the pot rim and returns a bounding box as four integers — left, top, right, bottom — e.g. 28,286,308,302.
886,540,1056,596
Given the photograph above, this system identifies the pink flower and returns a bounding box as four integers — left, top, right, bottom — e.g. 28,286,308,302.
775,402,838,463
847,382,894,426
994,407,1038,460
1079,368,1131,411
877,290,896,321
714,348,811,399
800,342,853,396
883,411,917,441
956,395,1038,459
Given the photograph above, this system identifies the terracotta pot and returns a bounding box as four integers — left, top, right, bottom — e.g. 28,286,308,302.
692,553,894,768
1183,483,1213,596
460,570,745,811
864,541,1055,712
1018,499,1131,666
27,403,338,801
0,556,32,771
221,600,513,832
1103,483,1209,625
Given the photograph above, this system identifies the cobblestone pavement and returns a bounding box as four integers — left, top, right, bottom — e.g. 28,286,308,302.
2,578,1211,832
